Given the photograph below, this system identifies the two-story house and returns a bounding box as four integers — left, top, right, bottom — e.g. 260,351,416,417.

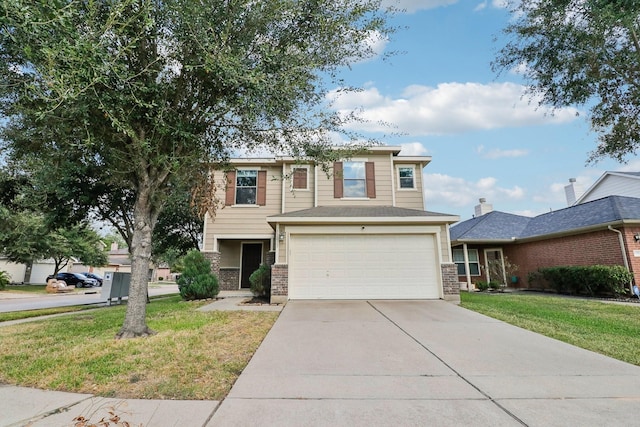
201,146,460,303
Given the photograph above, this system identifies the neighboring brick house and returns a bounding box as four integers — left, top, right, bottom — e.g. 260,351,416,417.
201,146,460,303
450,196,640,293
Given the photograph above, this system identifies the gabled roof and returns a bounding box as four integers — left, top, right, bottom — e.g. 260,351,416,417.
575,171,640,204
451,195,640,243
268,206,459,225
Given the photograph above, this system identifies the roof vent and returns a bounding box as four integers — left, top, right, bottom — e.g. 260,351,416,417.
474,198,493,217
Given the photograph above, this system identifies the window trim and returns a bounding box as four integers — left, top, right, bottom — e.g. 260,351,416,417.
453,248,481,276
235,169,258,205
397,165,416,190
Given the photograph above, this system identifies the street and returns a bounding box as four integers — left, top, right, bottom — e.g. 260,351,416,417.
0,284,179,313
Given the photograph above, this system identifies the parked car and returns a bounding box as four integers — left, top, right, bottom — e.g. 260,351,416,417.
81,272,103,286
55,272,98,288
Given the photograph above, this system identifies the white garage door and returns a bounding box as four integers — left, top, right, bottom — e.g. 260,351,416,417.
289,234,440,299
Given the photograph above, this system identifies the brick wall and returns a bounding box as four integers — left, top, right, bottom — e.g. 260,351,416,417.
219,268,240,290
507,230,625,287
441,263,460,303
455,227,640,290
271,263,288,304
203,251,220,277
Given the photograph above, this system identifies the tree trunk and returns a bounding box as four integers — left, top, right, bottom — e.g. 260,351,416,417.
116,184,157,339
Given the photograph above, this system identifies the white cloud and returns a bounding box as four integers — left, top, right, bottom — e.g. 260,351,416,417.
477,145,529,159
474,2,487,11
616,159,640,172
328,82,580,136
492,0,509,8
381,0,458,13
399,142,430,156
424,173,525,209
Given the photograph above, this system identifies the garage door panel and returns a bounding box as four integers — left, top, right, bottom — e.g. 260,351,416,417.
289,234,439,300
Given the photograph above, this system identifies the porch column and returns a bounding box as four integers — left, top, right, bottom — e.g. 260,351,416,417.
463,243,473,290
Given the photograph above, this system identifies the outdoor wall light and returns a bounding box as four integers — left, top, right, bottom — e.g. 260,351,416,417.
634,232,640,242
279,233,285,241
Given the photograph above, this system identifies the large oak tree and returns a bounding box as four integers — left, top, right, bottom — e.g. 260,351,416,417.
493,0,640,163
0,0,392,338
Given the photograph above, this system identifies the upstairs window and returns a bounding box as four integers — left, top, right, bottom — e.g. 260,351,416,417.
225,170,267,206
292,167,308,190
343,161,366,197
398,166,415,189
333,161,376,198
236,170,257,204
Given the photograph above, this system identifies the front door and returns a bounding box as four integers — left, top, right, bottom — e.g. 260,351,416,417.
241,243,263,288
484,248,506,284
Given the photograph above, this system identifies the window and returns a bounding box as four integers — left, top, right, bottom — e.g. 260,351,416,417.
225,169,266,206
343,161,366,197
453,248,480,276
292,167,308,190
236,170,257,204
398,166,415,189
333,161,376,198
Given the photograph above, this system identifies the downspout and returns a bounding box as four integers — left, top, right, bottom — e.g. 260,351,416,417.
314,164,318,207
608,226,633,295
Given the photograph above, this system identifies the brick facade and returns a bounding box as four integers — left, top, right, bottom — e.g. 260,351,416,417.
271,263,288,304
457,227,640,289
203,251,220,277
441,262,460,303
219,268,240,290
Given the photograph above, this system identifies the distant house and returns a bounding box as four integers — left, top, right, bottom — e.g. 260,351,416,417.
450,196,640,292
202,146,460,303
574,171,640,204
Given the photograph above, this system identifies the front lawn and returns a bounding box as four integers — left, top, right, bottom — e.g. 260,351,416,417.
460,292,640,366
0,296,278,399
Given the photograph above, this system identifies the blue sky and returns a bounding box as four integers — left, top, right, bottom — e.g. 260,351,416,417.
327,0,637,220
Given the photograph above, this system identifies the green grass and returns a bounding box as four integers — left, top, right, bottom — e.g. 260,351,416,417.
0,296,279,399
0,306,94,322
2,284,48,293
460,292,640,366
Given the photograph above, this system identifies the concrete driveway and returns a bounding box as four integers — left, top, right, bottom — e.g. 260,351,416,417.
210,300,640,426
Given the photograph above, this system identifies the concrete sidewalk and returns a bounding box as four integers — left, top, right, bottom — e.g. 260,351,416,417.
211,300,640,426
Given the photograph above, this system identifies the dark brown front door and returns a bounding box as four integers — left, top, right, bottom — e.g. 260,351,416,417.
241,243,263,288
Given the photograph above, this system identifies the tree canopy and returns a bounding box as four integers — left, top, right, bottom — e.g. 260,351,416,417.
0,0,393,338
493,0,640,163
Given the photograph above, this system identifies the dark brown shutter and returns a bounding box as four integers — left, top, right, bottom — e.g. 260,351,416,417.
333,162,343,198
292,168,307,189
365,162,376,198
257,170,267,206
225,171,236,206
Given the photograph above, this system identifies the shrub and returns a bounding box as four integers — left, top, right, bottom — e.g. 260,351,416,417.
475,281,489,291
177,250,219,300
538,265,631,297
158,276,164,281
0,270,8,290
249,264,271,298
489,281,502,290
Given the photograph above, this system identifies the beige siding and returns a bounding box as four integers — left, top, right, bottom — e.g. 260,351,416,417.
439,224,452,262
204,167,281,251
395,167,425,210
316,154,394,206
284,164,315,212
219,240,241,267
